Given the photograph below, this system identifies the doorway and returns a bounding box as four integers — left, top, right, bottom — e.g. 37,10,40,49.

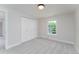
0,10,7,50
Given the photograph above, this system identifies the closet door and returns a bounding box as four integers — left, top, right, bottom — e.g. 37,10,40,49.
21,17,37,43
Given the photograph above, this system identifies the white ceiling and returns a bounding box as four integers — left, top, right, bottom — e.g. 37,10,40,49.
2,4,79,19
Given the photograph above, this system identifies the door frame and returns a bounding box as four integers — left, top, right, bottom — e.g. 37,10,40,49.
0,9,8,49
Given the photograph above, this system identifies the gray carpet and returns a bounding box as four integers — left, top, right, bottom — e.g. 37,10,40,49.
0,38,78,54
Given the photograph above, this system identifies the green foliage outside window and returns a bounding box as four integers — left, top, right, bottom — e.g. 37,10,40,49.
48,21,56,34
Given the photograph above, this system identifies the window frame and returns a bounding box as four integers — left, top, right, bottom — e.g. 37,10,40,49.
48,20,56,35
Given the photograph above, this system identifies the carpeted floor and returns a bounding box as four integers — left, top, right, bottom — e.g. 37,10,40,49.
0,38,78,54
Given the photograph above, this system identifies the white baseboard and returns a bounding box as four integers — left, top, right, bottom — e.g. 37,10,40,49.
21,37,37,43
50,38,74,45
6,37,37,49
37,37,74,45
6,36,74,49
6,42,21,49
75,46,79,53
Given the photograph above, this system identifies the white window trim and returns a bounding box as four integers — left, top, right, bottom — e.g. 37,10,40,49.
48,20,56,35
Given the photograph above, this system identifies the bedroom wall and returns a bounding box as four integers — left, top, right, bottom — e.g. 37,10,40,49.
0,5,38,49
38,12,75,44
75,9,79,52
7,8,23,48
7,9,37,49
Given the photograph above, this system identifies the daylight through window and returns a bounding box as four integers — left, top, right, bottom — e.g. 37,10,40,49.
48,20,56,34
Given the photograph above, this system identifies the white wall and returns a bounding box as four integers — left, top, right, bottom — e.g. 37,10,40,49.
75,9,79,52
38,12,75,44
0,5,37,49
7,8,22,48
56,13,75,44
21,17,37,42
38,18,48,38
7,9,37,49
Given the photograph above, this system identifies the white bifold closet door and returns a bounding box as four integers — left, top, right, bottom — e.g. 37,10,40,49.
21,17,37,43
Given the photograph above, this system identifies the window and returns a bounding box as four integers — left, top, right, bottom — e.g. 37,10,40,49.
48,20,56,34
